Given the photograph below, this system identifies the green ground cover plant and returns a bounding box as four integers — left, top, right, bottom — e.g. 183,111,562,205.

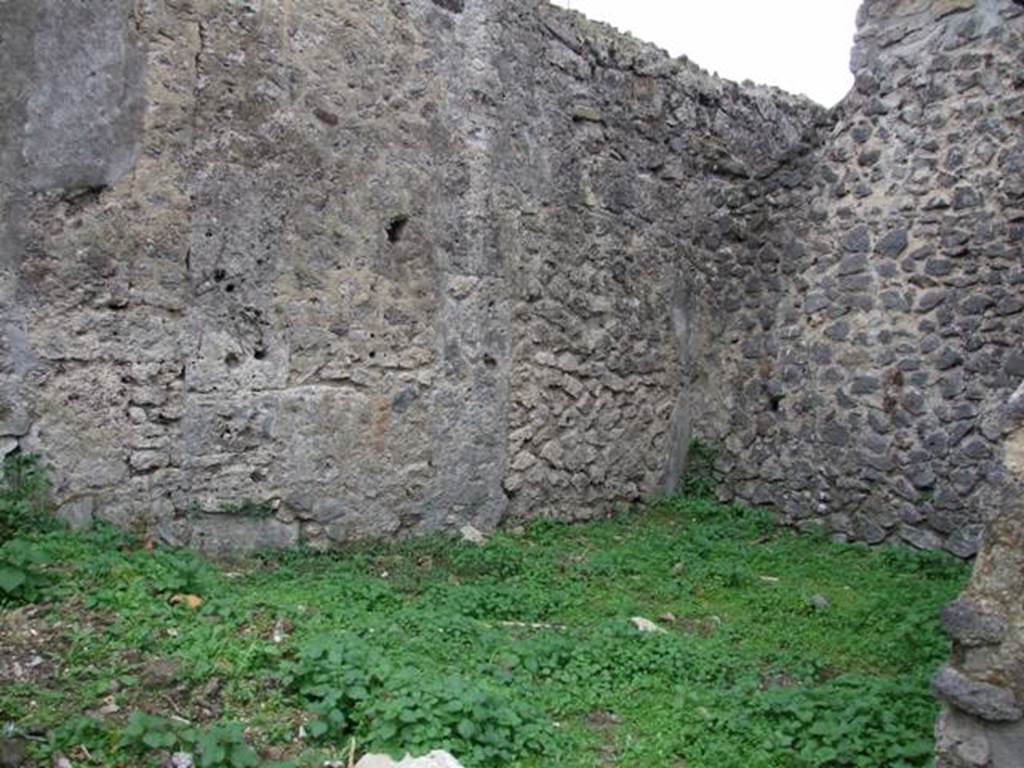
0,479,967,767
1,455,56,604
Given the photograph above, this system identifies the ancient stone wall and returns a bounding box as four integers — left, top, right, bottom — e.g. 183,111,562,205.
1,0,1021,568
0,0,820,550
494,5,822,521
697,0,1024,558
4,3,1023,764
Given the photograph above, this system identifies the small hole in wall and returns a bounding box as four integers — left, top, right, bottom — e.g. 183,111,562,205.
369,350,377,359
250,469,265,482
483,353,498,368
430,0,465,12
225,352,241,368
253,347,267,361
213,268,226,282
769,395,784,412
386,215,409,244
225,283,236,293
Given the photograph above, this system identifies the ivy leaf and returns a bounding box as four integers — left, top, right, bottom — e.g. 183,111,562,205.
0,565,27,593
306,719,328,738
198,733,226,767
230,746,260,768
813,745,838,762
143,730,175,749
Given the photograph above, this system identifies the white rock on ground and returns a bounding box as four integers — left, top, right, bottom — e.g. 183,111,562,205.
458,524,487,546
355,751,465,768
630,616,666,634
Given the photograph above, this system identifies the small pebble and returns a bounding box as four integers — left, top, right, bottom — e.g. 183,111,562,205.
809,594,830,610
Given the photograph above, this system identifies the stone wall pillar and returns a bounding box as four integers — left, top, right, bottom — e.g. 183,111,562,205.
934,383,1024,766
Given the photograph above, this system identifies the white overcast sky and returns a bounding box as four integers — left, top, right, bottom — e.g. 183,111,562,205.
550,0,862,106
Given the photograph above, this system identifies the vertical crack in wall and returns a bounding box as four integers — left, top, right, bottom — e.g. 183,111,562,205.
190,19,206,152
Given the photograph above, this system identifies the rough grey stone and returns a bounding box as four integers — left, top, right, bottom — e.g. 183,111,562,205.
839,252,869,275
919,291,949,312
941,601,1008,646
808,594,830,610
955,735,990,767
189,517,300,555
1004,353,1024,378
937,708,1024,768
430,0,465,12
56,497,95,532
932,667,1023,723
901,524,945,551
856,516,888,544
843,225,872,253
820,421,850,447
850,376,881,394
937,349,966,371
926,258,955,277
953,187,982,209
962,295,995,315
459,524,488,546
876,228,910,258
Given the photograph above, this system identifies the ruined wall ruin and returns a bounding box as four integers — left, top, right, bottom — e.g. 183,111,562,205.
933,383,1024,767
3,0,1023,763
0,1,1020,539
695,0,1024,559
1,0,822,550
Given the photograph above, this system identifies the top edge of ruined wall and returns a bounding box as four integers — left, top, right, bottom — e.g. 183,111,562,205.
851,0,1018,71
856,0,980,27
534,0,826,114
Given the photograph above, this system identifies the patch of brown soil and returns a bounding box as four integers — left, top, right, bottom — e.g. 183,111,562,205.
0,605,64,685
